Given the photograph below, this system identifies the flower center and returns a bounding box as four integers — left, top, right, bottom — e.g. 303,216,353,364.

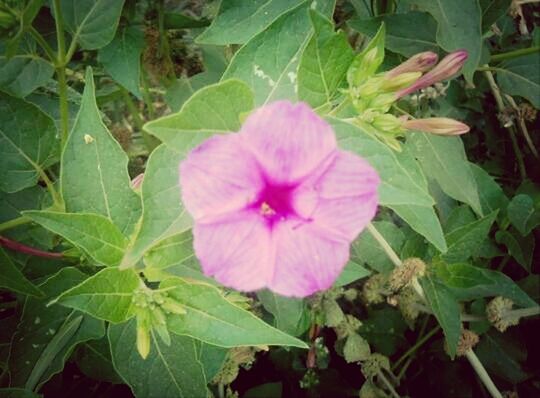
255,183,296,221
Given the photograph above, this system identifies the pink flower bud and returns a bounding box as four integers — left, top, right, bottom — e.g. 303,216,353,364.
386,51,439,78
131,173,144,190
403,117,470,135
397,50,468,98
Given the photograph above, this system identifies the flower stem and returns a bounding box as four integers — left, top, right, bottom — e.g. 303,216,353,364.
465,350,503,398
28,26,57,62
0,217,30,233
366,223,401,267
490,46,540,62
392,325,441,372
0,236,63,259
504,306,540,319
377,370,401,398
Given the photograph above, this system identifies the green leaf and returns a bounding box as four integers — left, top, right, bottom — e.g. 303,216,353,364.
496,53,540,108
0,247,43,297
407,133,482,216
359,307,407,357
331,118,446,251
75,337,123,384
469,163,509,221
0,54,54,97
351,221,405,273
98,26,145,97
109,318,207,398
257,290,310,336
23,211,127,267
507,194,540,236
343,333,371,363
335,260,371,286
0,389,41,398
297,10,354,109
195,341,228,382
163,12,210,29
420,274,461,358
222,2,334,105
480,0,512,32
61,67,141,236
144,79,254,153
435,262,537,308
162,278,308,348
403,0,482,83
196,0,305,45
60,0,125,50
0,92,58,193
442,211,498,263
496,229,534,272
0,186,44,223
348,11,438,57
120,145,190,268
8,267,105,389
52,267,140,323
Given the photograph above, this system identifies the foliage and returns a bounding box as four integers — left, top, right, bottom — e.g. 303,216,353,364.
0,0,539,397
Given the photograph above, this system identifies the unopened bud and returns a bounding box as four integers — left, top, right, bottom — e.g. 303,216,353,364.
397,50,468,98
131,173,144,191
362,274,388,305
387,51,439,78
389,258,426,291
367,93,397,112
402,117,470,135
372,114,404,133
382,72,422,92
456,329,480,356
486,297,518,332
136,315,151,359
161,298,187,315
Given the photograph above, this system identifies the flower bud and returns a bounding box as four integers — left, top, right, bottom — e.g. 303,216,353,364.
456,329,480,356
136,312,151,359
387,51,439,78
486,296,518,332
131,173,144,191
362,274,389,304
361,353,390,380
389,257,426,291
367,93,397,112
381,72,422,92
372,114,404,133
397,50,468,98
402,117,470,135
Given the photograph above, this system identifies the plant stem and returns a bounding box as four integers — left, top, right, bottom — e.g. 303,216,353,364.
503,94,538,158
465,350,503,398
504,306,540,319
377,370,401,398
0,236,63,259
141,70,156,119
366,223,401,267
28,27,57,62
483,68,526,179
120,89,159,152
490,46,540,62
52,0,69,149
0,217,30,233
392,325,441,371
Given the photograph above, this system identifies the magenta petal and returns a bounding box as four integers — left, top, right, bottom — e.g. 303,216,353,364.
268,221,350,297
240,101,337,183
179,134,264,221
193,211,273,292
301,150,380,240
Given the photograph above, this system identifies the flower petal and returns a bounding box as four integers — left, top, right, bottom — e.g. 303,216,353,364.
295,150,379,240
193,211,273,292
240,101,337,183
269,221,350,297
179,134,264,221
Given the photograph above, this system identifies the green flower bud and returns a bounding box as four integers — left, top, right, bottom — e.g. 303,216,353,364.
372,114,405,133
161,298,187,315
361,353,390,380
347,24,386,87
381,72,422,92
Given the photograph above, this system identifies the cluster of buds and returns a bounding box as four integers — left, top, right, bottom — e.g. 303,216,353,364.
132,286,187,358
344,24,471,149
389,257,426,292
362,273,390,305
486,297,519,332
212,346,262,385
455,329,480,357
360,353,391,380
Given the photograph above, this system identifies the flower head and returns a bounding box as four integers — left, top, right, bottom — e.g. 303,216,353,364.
402,117,470,135
179,101,379,297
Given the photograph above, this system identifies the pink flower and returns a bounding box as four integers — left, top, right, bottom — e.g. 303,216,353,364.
179,101,380,297
386,51,439,78
397,50,468,98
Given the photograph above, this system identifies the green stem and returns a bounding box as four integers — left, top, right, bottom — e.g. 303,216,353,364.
39,168,63,209
0,217,30,233
490,46,540,62
52,0,69,149
141,70,156,120
377,370,401,398
28,27,56,62
465,350,503,398
504,306,540,320
121,89,159,152
366,223,402,267
392,325,441,372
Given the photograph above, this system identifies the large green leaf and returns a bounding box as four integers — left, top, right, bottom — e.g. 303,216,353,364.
0,54,54,98
407,133,482,216
120,145,190,268
144,79,254,153
403,0,482,83
0,247,43,297
75,336,123,384
222,1,334,105
61,68,141,236
348,11,438,57
496,54,540,108
0,93,58,193
359,307,408,357
8,268,105,390
442,211,497,263
98,26,145,97
23,211,127,267
507,194,540,236
0,389,41,398
495,229,534,272
436,262,537,308
331,118,446,251
52,267,140,323
257,290,310,336
195,341,228,382
196,0,305,45
335,260,371,286
162,278,308,348
469,163,509,220
59,0,125,50
420,275,461,358
109,319,207,398
297,10,354,109
480,0,512,32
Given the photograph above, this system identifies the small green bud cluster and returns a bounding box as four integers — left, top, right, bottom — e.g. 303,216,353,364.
300,368,320,390
361,353,391,380
362,274,390,305
132,287,186,359
395,286,423,328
